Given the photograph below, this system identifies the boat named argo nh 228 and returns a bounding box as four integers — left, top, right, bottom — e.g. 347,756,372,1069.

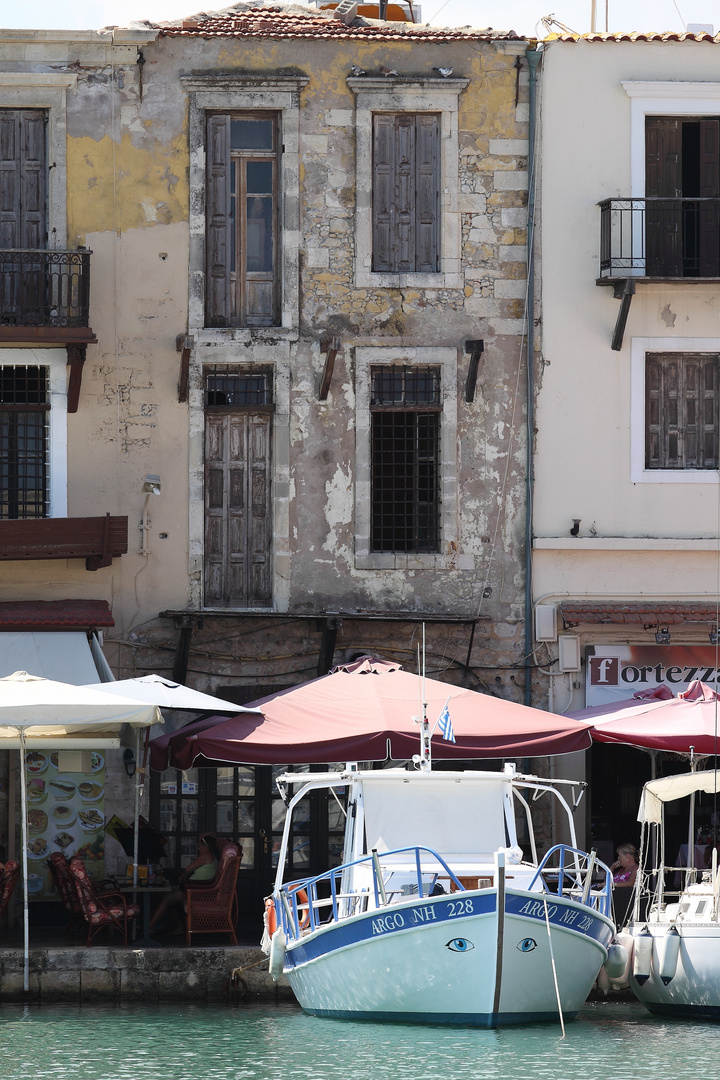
263,764,618,1027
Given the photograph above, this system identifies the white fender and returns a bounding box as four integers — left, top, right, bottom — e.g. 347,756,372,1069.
596,965,611,994
657,926,681,986
632,929,653,986
610,932,634,986
603,942,629,980
268,928,286,980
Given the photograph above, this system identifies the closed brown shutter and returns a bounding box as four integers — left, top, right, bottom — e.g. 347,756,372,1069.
698,119,720,276
204,412,272,607
372,114,439,273
205,114,232,327
0,109,47,249
645,117,682,276
645,353,719,469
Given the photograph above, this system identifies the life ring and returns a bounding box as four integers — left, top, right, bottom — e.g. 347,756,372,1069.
264,897,277,936
294,888,310,930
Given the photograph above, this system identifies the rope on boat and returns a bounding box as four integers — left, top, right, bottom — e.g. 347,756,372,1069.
542,896,566,1038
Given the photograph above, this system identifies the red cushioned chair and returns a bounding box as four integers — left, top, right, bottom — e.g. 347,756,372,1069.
48,852,83,933
185,842,241,946
68,856,140,946
0,860,20,921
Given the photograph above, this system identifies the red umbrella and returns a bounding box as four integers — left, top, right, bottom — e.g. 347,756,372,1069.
152,656,593,768
585,681,720,758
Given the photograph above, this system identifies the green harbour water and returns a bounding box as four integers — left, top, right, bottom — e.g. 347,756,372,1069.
0,1000,713,1080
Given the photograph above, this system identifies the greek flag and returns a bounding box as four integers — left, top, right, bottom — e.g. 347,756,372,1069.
438,704,455,743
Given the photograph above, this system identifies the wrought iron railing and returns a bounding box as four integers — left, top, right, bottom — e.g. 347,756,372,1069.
0,249,91,327
599,197,720,279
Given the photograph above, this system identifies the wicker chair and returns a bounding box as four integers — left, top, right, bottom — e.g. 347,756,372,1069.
0,860,20,921
68,856,140,946
185,842,241,946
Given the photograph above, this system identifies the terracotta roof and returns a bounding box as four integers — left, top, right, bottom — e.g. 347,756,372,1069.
0,600,114,630
546,31,720,43
155,3,519,40
560,603,718,627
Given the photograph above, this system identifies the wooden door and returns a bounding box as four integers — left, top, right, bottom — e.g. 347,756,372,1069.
204,411,272,608
0,109,48,320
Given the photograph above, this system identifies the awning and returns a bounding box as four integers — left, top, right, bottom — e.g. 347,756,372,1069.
638,769,720,824
0,632,105,685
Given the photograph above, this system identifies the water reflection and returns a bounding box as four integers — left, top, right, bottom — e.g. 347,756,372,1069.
0,1001,712,1080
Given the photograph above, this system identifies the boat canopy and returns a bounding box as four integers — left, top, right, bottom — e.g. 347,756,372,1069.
638,769,720,824
360,772,511,860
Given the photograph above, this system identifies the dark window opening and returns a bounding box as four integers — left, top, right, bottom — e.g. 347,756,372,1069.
0,365,49,519
645,352,719,469
204,365,274,408
370,365,441,553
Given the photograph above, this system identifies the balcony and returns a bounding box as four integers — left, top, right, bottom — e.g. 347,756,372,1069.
0,249,96,345
0,515,128,571
598,197,720,282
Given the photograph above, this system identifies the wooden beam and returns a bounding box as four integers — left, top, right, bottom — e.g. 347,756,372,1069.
66,344,87,413
0,326,97,345
176,333,194,403
464,339,484,402
317,616,341,677
319,336,341,401
611,278,636,352
0,515,128,568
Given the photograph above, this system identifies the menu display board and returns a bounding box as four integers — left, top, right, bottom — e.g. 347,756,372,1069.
25,750,106,900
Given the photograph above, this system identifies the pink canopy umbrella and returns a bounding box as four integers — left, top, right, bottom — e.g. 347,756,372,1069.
584,681,720,758
151,656,593,769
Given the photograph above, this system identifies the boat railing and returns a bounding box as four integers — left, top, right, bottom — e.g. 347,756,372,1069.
528,844,613,918
275,845,466,940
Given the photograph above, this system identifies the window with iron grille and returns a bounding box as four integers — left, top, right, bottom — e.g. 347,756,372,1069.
645,352,719,469
204,365,274,409
370,365,441,553
0,365,49,519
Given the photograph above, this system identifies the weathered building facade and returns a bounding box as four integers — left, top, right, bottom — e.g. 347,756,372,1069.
0,3,533,921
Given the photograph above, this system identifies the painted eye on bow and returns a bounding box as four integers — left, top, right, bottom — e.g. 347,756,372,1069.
446,937,474,952
517,938,538,953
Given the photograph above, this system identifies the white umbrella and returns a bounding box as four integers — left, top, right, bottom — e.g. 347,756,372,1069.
0,671,161,991
82,673,259,714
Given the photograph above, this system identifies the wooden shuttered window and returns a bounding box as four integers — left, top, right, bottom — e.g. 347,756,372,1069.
372,113,440,273
205,113,279,328
0,108,48,251
645,116,720,277
645,353,719,469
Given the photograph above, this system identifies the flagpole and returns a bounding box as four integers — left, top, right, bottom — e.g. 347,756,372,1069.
421,624,430,771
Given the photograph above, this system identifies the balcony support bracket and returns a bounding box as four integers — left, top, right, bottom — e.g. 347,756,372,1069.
319,336,341,401
66,344,87,413
611,277,635,352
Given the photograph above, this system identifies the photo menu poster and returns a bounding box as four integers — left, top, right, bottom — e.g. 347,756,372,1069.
25,750,106,900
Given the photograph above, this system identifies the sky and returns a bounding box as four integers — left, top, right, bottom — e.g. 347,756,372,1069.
0,0,718,35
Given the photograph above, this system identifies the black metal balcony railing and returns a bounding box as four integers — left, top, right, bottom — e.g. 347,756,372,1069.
599,197,720,279
0,249,91,328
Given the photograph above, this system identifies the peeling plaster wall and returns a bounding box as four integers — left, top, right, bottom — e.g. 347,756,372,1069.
0,24,532,694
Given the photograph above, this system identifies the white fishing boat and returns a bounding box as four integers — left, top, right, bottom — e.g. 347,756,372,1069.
624,770,720,1019
263,762,617,1027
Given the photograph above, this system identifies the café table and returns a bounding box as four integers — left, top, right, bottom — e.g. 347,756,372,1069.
119,882,172,945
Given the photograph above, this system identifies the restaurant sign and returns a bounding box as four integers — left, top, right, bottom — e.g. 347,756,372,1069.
585,645,720,706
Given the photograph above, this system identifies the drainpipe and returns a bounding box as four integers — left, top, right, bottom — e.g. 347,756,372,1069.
524,46,541,707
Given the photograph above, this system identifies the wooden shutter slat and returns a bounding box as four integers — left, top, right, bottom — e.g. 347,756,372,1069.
372,113,439,273
646,117,682,276
415,114,440,273
372,114,396,272
205,114,231,327
699,119,720,275
646,352,720,469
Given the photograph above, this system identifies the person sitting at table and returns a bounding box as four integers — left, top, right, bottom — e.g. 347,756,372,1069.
150,834,220,936
610,842,639,927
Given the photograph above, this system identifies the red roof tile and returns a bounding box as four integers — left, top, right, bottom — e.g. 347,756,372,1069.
0,600,114,630
547,31,719,42
155,4,519,41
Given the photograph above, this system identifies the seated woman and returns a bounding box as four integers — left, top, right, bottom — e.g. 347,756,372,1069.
610,842,639,928
150,835,220,935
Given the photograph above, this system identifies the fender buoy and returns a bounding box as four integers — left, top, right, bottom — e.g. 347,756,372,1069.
264,897,278,936
611,932,634,986
295,887,310,930
657,926,681,986
632,928,653,986
596,965,611,994
603,942,629,980
269,928,286,980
